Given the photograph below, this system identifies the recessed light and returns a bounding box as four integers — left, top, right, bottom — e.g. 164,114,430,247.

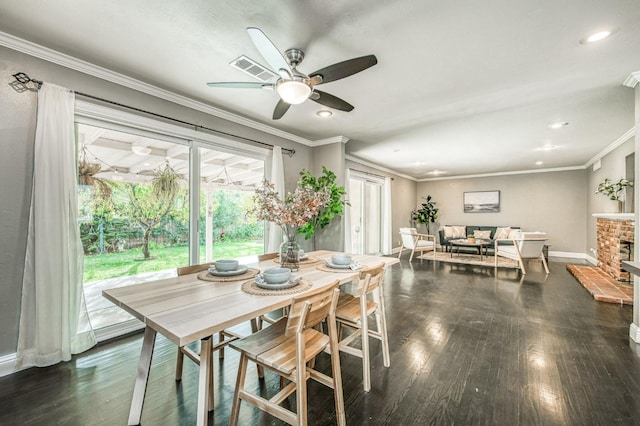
316,110,333,118
143,162,151,166
393,149,401,153
548,122,569,129
111,174,124,181
428,170,446,175
540,145,558,151
536,161,544,166
580,28,618,44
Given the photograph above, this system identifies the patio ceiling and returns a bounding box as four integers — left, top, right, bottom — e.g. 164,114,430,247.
78,123,264,190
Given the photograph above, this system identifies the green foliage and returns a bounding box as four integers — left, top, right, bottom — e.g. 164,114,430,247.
412,195,439,234
596,178,633,201
297,166,348,240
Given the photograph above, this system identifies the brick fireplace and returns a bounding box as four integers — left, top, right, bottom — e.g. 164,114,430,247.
595,215,634,281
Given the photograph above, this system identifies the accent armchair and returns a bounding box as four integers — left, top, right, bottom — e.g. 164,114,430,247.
398,227,436,261
494,231,549,274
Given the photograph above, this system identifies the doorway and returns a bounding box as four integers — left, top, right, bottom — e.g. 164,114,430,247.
348,171,384,255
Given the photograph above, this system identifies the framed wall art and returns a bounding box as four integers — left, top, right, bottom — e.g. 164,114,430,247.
463,190,500,213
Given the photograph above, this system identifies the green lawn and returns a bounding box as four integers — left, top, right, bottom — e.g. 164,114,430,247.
83,240,264,282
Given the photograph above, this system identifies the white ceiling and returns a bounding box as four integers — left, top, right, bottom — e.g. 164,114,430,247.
1,0,639,179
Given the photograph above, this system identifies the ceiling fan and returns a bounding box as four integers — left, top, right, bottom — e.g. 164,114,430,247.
207,27,377,120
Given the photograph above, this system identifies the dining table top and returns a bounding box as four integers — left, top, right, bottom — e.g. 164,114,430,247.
102,250,399,347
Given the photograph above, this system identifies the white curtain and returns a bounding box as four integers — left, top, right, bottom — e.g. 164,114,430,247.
16,83,96,370
382,177,393,255
266,146,285,253
344,169,353,253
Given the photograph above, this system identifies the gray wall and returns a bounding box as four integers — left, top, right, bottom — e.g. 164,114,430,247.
417,169,588,253
586,138,635,255
0,46,314,357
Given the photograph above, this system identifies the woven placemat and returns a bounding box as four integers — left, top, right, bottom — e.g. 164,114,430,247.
273,256,320,265
241,279,313,296
316,264,361,273
197,268,260,282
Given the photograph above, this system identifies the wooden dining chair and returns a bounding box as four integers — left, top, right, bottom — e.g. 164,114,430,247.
229,281,346,426
335,262,390,392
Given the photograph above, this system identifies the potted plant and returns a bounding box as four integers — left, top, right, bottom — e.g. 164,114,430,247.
412,195,439,234
596,178,633,212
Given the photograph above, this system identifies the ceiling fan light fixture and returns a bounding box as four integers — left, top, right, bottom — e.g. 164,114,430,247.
276,80,311,104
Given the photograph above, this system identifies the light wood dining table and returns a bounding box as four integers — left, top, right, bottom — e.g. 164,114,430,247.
102,250,399,426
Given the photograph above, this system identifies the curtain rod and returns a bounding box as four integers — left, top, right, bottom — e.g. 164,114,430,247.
10,72,295,157
350,168,394,181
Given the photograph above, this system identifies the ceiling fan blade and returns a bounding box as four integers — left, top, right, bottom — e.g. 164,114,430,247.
207,82,273,89
247,27,292,74
273,99,292,120
309,55,378,84
311,90,354,112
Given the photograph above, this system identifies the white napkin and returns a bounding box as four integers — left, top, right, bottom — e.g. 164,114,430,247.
350,262,363,271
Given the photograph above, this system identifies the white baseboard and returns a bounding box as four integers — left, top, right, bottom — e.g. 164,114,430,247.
0,353,16,378
548,251,597,264
630,323,640,344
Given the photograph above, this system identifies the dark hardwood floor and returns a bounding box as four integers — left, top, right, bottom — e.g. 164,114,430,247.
2,256,640,425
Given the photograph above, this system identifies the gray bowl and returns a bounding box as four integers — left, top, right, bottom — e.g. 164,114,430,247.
263,267,291,284
214,259,239,272
331,254,352,265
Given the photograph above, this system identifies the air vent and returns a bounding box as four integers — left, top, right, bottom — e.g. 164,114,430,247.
230,55,277,82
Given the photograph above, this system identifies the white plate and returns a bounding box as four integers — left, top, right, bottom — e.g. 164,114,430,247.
255,278,300,290
325,261,353,269
208,265,249,276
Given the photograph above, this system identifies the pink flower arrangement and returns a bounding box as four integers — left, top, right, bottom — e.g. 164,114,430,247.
251,179,330,229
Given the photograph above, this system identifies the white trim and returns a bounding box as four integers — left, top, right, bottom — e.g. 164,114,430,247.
0,353,16,377
585,127,636,168
345,154,416,181
630,323,640,343
0,30,314,147
94,319,145,343
419,165,585,182
585,254,598,266
623,71,640,88
547,250,592,260
314,136,350,146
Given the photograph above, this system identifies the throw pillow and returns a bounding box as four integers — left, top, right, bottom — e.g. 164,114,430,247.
474,230,491,239
443,226,455,238
494,226,511,240
452,226,466,238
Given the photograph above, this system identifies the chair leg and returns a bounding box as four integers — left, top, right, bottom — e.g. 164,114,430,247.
397,244,404,259
229,353,249,426
541,253,550,274
175,346,184,381
360,296,371,392
375,290,391,368
520,258,527,274
327,315,346,426
296,335,308,425
409,248,416,261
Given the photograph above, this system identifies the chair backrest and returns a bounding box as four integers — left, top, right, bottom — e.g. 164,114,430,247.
258,252,279,261
353,262,386,297
515,232,547,258
177,263,210,276
399,227,417,247
285,281,340,336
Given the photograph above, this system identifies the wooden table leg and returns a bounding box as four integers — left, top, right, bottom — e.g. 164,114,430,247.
128,326,156,426
197,336,213,426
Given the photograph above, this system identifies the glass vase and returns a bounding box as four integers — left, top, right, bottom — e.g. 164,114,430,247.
279,225,301,271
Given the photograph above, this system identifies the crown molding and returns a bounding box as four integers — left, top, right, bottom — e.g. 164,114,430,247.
313,136,350,147
345,154,416,181
584,126,635,168
418,165,585,182
0,30,315,147
623,71,640,88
